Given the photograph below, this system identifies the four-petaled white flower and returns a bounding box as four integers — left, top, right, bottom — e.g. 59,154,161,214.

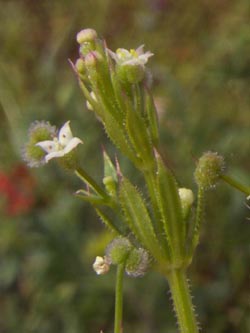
36,121,83,163
109,45,153,67
93,256,110,275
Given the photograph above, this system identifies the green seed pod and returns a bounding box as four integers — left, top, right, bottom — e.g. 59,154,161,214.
125,247,150,277
194,151,225,190
117,63,145,84
22,121,57,167
56,150,79,171
126,64,145,83
106,237,132,265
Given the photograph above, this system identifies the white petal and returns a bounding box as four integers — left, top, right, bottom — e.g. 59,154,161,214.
58,121,73,146
116,48,131,59
93,256,110,275
123,59,141,66
63,137,83,155
143,51,154,59
138,52,154,65
135,44,145,54
107,49,118,61
45,150,65,162
36,140,57,153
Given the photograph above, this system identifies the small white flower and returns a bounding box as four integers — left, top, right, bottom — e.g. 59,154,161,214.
109,45,153,67
36,121,83,163
93,256,110,275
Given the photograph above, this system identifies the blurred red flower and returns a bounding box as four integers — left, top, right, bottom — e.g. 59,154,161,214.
0,164,35,216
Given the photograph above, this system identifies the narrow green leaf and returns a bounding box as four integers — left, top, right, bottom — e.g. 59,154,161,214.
119,177,164,261
110,65,127,118
75,167,108,199
126,104,154,169
145,89,160,147
95,208,124,235
103,150,117,181
75,189,107,205
78,81,104,120
155,153,185,262
104,112,138,165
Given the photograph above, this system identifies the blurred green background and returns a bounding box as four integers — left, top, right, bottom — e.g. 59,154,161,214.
0,1,250,332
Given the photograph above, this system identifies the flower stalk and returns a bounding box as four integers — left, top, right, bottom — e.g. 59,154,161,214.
75,167,108,199
221,174,250,196
114,263,125,333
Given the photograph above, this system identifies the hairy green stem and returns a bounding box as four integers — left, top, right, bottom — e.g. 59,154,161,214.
114,263,125,333
167,269,199,333
221,174,250,196
75,167,108,198
144,172,172,262
188,186,205,260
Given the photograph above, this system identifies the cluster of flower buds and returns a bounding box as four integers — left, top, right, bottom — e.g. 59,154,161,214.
75,28,153,85
72,28,159,172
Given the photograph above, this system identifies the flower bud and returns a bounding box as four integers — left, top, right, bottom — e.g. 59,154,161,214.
194,151,225,190
85,51,103,68
125,247,150,277
75,58,86,76
102,151,118,196
79,43,93,57
103,176,117,196
105,237,132,265
93,256,110,275
76,28,97,44
178,188,194,218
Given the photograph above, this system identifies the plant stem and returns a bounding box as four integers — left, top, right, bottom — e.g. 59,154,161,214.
221,174,250,196
75,167,108,198
167,269,199,333
188,186,205,260
114,263,125,333
144,172,172,262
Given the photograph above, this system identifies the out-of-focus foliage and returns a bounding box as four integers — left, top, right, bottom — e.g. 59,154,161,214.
0,1,249,332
